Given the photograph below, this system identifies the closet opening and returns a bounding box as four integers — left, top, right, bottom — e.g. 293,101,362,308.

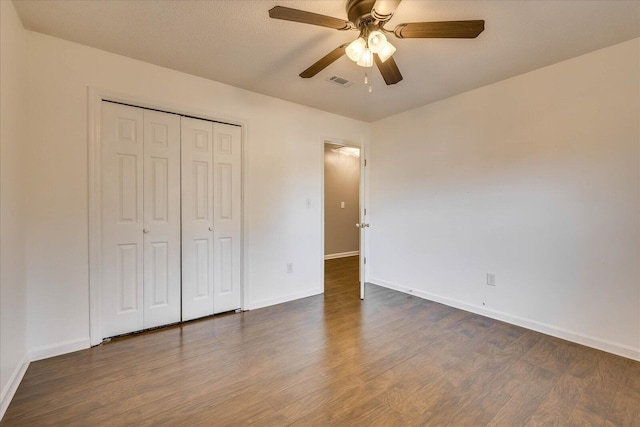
89,94,244,345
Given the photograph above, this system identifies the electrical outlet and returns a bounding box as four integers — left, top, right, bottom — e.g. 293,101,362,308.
487,273,496,286
287,263,293,274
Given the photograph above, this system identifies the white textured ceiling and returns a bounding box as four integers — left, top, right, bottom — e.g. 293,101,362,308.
12,0,640,122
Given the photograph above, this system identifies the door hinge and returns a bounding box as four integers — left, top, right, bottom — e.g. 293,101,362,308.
364,208,367,216
364,257,367,265
364,159,367,167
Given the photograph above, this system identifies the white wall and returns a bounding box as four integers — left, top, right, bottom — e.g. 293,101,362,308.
24,31,369,356
0,0,29,418
369,38,640,359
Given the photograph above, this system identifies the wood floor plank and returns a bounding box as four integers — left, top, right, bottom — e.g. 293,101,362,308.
486,360,558,426
525,373,584,425
2,255,638,426
605,385,640,427
621,357,640,392
568,404,609,427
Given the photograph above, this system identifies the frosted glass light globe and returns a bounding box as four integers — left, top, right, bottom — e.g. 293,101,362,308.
346,37,366,62
378,41,396,62
356,48,373,67
368,31,387,54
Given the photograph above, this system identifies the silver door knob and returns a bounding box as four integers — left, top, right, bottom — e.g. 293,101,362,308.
208,226,214,231
355,223,369,228
143,228,150,234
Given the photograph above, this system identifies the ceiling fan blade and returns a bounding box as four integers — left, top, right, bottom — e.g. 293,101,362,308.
394,20,485,38
300,44,349,78
374,55,403,85
269,6,352,30
371,0,403,21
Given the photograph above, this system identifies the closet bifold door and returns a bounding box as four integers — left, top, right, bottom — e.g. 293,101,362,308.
142,110,181,329
181,117,215,321
101,102,181,338
102,103,145,337
212,123,242,314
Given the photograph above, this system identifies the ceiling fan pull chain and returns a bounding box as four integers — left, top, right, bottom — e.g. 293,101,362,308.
364,72,372,92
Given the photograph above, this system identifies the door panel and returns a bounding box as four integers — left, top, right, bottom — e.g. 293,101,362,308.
181,117,215,321
117,154,139,222
194,238,210,297
149,242,169,306
193,161,210,220
102,102,144,337
143,110,181,328
150,157,168,221
213,123,242,313
117,243,139,312
219,237,232,293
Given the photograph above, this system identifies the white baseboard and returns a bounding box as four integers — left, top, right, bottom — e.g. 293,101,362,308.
246,288,322,310
368,278,640,362
324,251,359,260
28,337,91,362
1,355,29,421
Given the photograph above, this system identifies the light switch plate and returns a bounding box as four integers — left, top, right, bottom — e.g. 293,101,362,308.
487,273,496,286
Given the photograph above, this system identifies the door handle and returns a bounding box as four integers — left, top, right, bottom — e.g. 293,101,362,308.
355,223,370,228
208,226,214,231
143,228,150,234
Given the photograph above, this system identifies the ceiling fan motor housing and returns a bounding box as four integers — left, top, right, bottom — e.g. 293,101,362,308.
347,0,379,27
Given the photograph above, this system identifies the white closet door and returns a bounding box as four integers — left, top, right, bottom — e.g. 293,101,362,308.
212,123,242,313
181,117,215,321
101,102,144,337
142,110,181,328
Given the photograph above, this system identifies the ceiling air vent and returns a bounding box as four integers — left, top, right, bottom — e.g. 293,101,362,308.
326,75,353,88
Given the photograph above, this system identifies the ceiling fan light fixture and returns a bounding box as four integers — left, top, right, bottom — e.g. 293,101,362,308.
356,48,373,67
269,2,484,86
367,30,387,54
346,37,366,62
377,41,396,63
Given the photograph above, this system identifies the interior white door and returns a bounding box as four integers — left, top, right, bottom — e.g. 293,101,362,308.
181,117,215,321
142,110,181,328
359,144,367,300
101,102,145,337
212,123,242,313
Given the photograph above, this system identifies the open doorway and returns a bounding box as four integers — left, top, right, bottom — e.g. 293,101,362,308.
323,142,361,299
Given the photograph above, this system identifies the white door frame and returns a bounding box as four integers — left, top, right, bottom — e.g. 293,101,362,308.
88,87,248,346
320,137,368,299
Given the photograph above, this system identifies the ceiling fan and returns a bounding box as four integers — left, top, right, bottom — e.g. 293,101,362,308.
269,0,485,85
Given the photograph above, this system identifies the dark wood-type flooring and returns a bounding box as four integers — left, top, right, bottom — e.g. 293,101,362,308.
3,256,640,425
